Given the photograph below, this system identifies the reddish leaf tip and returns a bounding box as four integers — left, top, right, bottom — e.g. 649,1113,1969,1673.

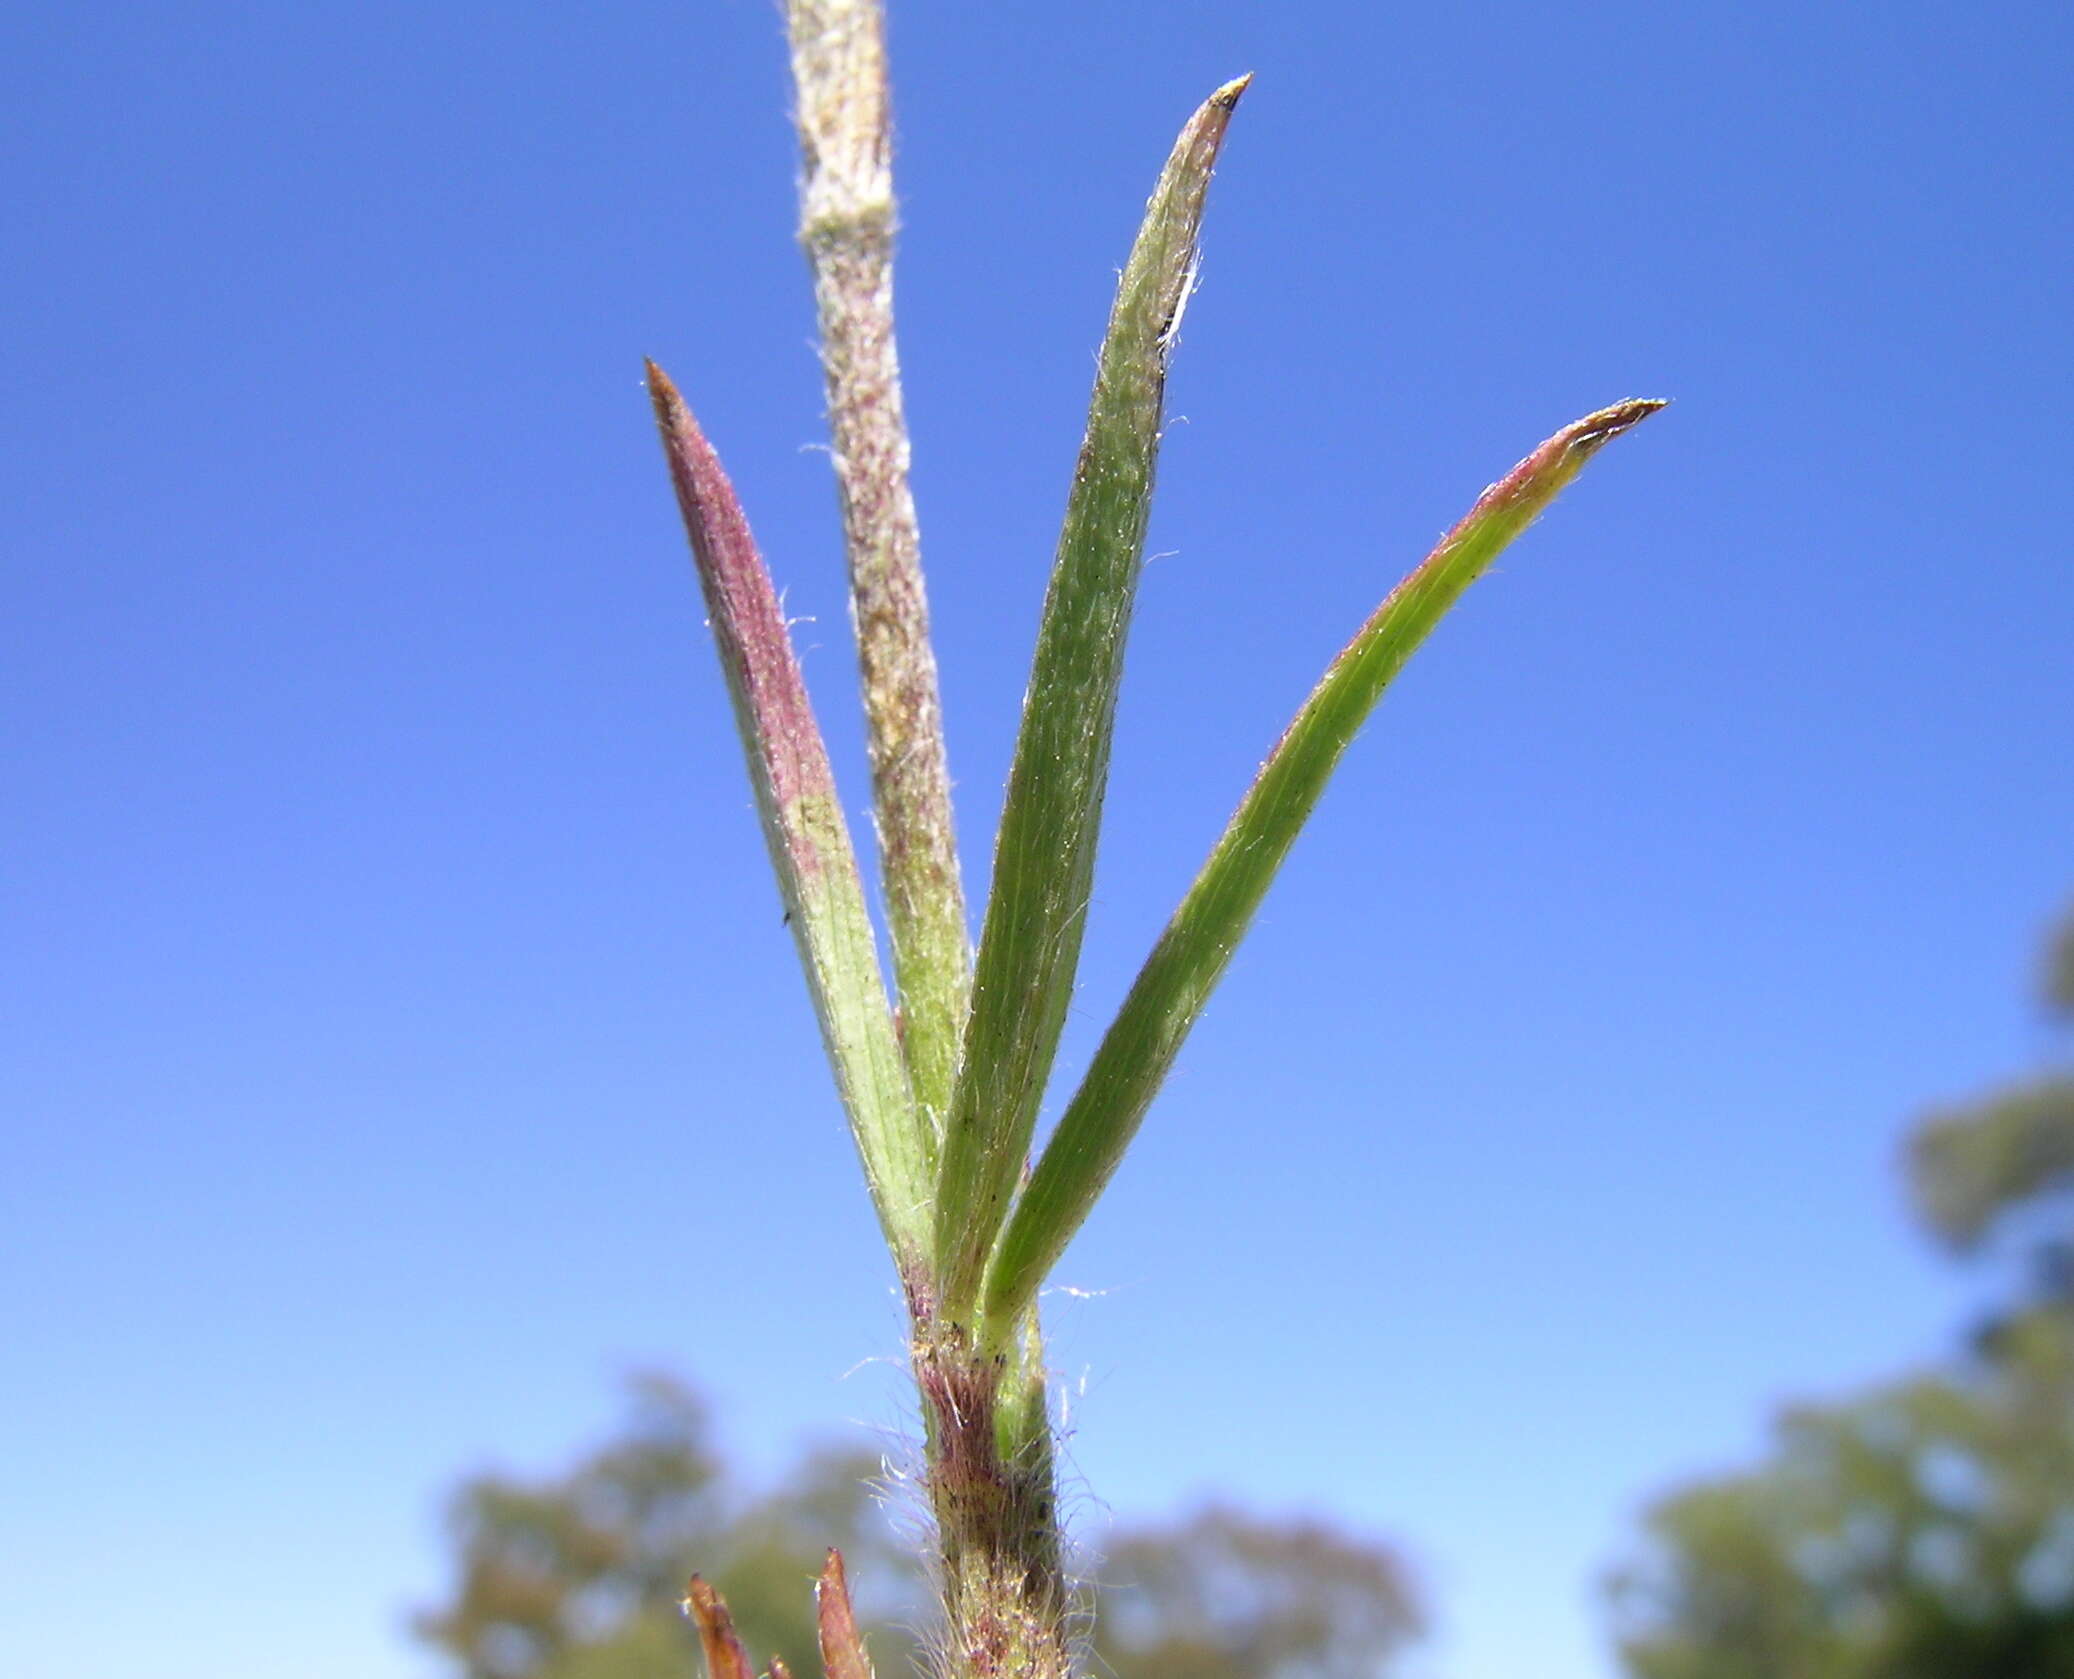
1553,397,1668,469
683,1575,757,1679
1581,395,1669,438
646,358,688,425
817,1547,874,1679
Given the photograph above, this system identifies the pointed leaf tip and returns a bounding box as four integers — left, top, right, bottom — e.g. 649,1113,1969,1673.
817,1548,875,1679
1212,73,1254,109
1451,398,1667,534
1567,396,1668,454
645,357,683,420
683,1577,757,1679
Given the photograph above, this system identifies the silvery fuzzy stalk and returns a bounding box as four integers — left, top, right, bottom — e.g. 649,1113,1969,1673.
781,6,1075,1669
785,0,970,1139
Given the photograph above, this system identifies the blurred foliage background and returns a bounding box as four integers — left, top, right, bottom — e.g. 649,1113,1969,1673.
1606,900,2074,1678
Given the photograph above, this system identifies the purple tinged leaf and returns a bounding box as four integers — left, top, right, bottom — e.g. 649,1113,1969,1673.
648,361,930,1265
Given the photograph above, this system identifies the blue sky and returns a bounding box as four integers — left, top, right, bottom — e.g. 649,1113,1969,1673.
4,2,2069,1677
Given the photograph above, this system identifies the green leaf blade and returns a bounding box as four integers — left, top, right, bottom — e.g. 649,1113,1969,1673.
929,77,1252,1321
648,360,931,1269
980,398,1668,1338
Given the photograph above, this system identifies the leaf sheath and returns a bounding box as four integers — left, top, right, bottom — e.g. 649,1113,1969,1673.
648,360,929,1264
931,76,1252,1320
980,399,1667,1339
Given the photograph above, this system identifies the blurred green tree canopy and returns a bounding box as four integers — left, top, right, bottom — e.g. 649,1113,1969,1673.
1608,899,2074,1679
413,1373,895,1679
416,1374,1421,1679
1097,1504,1422,1679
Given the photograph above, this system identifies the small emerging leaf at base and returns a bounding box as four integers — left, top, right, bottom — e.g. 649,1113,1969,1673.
817,1548,876,1679
684,1577,757,1679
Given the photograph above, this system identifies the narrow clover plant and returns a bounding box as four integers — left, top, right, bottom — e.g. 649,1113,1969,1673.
649,5,1662,1678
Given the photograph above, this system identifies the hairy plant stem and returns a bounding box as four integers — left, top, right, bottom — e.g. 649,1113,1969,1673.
909,1296,1071,1679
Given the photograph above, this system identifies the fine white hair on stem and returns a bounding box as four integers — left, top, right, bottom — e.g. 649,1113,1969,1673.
784,0,971,1146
